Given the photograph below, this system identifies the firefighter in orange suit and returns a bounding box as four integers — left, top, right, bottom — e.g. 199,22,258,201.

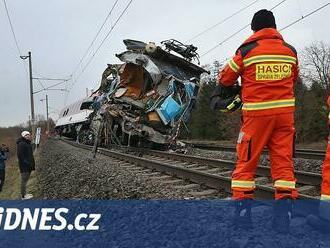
321,93,330,201
217,9,299,201
307,78,330,231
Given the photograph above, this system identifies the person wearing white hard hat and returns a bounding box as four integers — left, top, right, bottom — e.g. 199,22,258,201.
16,131,35,199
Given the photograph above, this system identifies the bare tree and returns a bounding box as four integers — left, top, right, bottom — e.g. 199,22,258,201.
300,41,330,95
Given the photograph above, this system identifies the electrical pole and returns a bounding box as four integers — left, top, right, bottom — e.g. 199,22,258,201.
21,52,35,139
40,95,50,135
28,52,35,138
28,115,31,131
46,94,49,134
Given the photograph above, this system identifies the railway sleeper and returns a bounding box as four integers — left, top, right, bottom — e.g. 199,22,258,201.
173,184,200,190
190,189,218,197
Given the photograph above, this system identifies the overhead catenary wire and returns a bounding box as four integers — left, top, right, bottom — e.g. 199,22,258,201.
71,0,120,77
279,2,330,31
33,77,71,81
200,0,287,58
3,0,22,56
75,0,133,79
3,0,65,93
212,1,330,65
34,80,69,94
186,0,260,43
68,0,133,93
2,0,32,79
36,78,45,90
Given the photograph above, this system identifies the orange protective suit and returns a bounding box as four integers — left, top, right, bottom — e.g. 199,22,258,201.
218,28,299,200
321,96,330,201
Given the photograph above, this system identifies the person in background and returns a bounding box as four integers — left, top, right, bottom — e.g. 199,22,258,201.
16,131,35,199
0,144,9,192
307,72,330,231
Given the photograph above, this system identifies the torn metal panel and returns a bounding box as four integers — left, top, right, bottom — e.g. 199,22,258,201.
92,39,208,148
116,51,162,84
58,39,208,149
123,39,147,51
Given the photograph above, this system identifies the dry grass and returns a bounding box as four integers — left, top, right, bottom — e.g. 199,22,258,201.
0,127,42,199
0,150,41,200
0,158,22,199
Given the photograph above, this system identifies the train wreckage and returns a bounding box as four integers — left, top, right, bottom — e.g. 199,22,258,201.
55,39,208,149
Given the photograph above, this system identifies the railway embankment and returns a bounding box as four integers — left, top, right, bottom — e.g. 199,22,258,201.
37,139,220,199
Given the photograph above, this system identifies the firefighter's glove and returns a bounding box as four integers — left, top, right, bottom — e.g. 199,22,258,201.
210,83,242,113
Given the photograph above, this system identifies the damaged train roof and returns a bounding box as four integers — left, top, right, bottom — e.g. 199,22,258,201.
117,39,208,81
57,39,208,148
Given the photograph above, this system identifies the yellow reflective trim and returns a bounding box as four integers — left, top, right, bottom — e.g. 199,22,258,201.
245,59,296,67
243,55,296,67
231,180,256,188
321,194,330,200
243,54,297,63
328,112,330,119
226,95,241,111
274,180,296,189
244,54,296,62
228,59,240,73
242,98,295,111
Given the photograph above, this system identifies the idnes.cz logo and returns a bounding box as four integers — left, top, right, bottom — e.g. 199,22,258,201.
0,207,101,231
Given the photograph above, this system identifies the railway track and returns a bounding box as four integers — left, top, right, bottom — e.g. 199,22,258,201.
185,142,326,160
61,139,320,200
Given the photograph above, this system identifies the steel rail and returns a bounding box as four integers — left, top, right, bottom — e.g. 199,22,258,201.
61,139,316,200
121,147,322,187
185,142,325,160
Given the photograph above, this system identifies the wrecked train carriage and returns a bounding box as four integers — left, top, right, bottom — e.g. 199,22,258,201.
85,39,208,148
55,97,94,140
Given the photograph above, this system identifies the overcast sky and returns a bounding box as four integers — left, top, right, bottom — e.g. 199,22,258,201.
0,0,329,127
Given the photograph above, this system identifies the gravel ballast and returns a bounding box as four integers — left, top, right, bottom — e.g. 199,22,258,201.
187,148,323,174
36,139,321,200
31,139,330,246
37,139,226,199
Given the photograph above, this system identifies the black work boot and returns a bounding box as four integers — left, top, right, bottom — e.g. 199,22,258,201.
233,199,253,229
272,199,293,234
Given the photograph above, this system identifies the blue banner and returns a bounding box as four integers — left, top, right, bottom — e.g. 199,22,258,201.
0,200,329,247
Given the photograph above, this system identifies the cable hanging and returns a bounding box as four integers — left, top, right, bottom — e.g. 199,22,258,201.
219,2,330,63
280,2,330,32
3,0,22,56
200,0,287,58
214,1,330,65
186,0,260,42
71,0,120,77
68,0,133,94
3,0,65,93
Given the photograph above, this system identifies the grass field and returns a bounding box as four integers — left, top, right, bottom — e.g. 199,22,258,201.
0,127,41,200
0,149,40,200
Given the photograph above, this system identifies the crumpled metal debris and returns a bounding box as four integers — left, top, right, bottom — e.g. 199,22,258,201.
80,39,208,149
